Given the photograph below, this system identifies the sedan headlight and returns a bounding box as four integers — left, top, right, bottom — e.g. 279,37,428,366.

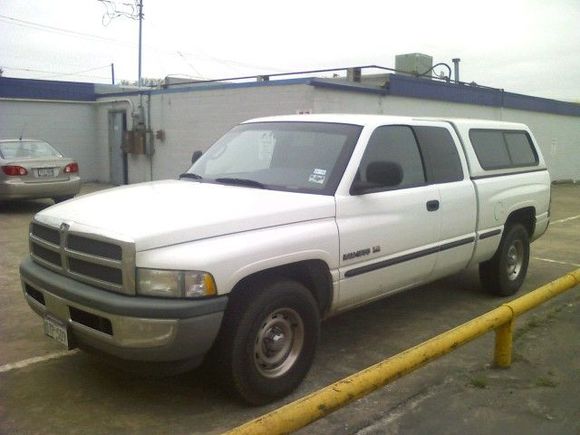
137,269,217,298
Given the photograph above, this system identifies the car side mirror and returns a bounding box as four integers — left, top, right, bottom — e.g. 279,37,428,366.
191,150,203,164
350,161,404,195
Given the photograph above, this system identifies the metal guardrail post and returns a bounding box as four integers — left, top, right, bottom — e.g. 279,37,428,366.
493,269,580,367
494,318,514,367
227,269,580,435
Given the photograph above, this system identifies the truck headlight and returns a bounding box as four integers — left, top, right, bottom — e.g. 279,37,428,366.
137,269,217,298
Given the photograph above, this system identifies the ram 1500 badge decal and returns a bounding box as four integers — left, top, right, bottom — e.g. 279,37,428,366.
343,245,380,261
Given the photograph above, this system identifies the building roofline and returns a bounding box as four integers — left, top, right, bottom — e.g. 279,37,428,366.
0,76,96,102
382,74,580,117
2,68,579,117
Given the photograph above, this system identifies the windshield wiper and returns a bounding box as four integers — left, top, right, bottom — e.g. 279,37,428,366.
215,177,266,189
179,172,203,180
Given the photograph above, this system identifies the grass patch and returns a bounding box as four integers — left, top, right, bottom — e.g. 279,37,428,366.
535,377,558,388
514,315,542,341
469,377,488,389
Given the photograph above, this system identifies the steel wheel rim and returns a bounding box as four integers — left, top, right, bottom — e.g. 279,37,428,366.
506,240,524,281
254,308,304,378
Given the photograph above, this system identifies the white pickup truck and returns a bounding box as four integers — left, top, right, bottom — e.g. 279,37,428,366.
21,115,550,404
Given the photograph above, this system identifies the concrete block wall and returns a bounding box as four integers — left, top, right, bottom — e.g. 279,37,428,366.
125,84,315,183
0,100,99,181
92,82,578,185
499,109,580,182
4,80,576,187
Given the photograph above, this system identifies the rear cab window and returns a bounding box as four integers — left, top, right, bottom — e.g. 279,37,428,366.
469,129,538,170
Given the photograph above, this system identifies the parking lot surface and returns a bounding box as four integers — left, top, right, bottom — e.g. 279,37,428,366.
1,183,578,434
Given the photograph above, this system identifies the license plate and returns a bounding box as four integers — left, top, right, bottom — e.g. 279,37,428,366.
44,316,70,348
37,168,56,177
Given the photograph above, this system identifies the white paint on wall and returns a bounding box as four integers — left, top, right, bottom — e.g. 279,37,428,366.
3,81,578,185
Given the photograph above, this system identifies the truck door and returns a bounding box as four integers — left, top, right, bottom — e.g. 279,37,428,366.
335,125,441,310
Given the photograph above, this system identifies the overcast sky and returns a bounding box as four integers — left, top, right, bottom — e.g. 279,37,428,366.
1,0,579,102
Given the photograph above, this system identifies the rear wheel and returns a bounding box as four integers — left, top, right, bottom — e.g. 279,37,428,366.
480,223,530,296
214,278,320,405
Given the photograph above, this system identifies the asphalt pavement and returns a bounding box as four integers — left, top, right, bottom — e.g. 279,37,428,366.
1,183,578,434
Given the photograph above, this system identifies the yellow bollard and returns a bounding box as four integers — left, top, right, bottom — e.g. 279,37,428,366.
494,317,514,368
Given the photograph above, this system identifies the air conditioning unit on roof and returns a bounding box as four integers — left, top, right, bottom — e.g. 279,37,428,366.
395,53,433,76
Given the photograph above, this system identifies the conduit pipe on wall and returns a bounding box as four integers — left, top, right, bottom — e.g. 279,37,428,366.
95,98,135,129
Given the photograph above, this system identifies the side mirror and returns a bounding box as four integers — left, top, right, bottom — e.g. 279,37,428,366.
367,161,403,187
191,150,202,164
350,161,403,195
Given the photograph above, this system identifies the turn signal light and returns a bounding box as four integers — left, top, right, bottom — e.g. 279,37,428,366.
2,165,28,176
64,162,79,173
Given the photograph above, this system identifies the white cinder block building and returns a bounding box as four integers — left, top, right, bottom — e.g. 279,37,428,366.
1,71,579,185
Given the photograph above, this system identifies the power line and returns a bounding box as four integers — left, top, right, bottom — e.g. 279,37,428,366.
1,13,287,79
2,65,112,81
0,14,127,44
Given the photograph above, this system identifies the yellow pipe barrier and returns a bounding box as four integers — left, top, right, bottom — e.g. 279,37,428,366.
227,268,580,435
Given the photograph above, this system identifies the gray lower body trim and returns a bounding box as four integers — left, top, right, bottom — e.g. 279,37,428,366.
20,256,227,364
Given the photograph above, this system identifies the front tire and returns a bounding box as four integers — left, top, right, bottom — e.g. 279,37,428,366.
479,223,530,296
214,278,320,405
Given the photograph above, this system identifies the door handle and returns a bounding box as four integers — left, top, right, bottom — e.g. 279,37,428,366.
426,200,440,212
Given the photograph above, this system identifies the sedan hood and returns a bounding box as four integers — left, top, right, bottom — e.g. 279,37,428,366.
35,180,336,251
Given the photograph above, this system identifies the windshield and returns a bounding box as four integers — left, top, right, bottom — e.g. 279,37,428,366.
0,140,62,159
185,122,362,195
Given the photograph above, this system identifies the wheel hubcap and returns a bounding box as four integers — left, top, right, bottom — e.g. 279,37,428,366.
254,308,304,378
506,240,524,281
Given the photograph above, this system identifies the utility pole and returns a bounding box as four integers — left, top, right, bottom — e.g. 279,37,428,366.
137,0,143,89
98,0,144,88
111,63,115,85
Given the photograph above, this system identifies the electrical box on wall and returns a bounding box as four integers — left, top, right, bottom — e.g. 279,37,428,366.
123,130,145,154
123,130,156,155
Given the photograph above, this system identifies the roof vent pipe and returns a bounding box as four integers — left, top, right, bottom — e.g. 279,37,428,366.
452,58,461,83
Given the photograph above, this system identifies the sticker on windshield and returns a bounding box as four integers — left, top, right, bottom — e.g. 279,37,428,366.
308,168,327,184
258,132,275,163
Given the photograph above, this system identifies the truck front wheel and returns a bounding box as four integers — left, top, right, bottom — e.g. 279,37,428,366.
215,279,320,405
479,223,530,296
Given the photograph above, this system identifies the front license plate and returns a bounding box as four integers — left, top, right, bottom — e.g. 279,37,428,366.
44,316,70,348
37,168,56,177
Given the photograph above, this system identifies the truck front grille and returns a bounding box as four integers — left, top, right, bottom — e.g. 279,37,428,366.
31,243,62,267
29,221,135,295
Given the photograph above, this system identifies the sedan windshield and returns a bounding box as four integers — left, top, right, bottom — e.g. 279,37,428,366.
184,122,362,195
0,141,62,159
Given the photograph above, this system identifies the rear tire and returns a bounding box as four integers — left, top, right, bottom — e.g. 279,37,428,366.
480,224,530,296
213,278,320,405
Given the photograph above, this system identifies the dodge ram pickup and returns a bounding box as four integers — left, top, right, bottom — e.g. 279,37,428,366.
21,114,550,404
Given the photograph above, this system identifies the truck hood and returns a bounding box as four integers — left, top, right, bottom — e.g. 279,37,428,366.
35,180,336,251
